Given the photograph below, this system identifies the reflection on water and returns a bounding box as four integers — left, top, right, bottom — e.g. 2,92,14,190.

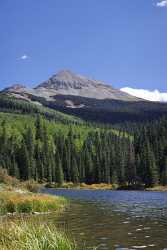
42,189,167,250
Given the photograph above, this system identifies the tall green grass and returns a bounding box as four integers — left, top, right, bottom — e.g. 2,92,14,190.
0,221,75,250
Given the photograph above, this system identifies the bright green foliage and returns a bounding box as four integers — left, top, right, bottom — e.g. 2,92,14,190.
0,111,167,187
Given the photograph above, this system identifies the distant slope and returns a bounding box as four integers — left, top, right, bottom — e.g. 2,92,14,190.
0,111,124,145
25,94,167,124
0,94,83,124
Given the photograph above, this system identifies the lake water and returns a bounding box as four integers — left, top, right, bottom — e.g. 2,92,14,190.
42,189,167,250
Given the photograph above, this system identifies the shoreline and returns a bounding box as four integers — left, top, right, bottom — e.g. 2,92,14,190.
44,183,167,192
0,180,75,250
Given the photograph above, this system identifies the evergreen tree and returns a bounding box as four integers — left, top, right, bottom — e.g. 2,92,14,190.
160,157,167,185
71,156,79,183
24,127,36,179
35,140,44,181
35,115,44,141
55,152,64,185
19,141,30,180
126,142,136,185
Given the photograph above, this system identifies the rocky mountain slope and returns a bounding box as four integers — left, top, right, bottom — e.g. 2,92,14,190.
2,70,140,103
2,69,167,124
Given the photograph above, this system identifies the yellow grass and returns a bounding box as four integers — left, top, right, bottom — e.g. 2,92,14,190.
80,183,117,190
146,185,167,191
52,182,118,190
0,191,67,215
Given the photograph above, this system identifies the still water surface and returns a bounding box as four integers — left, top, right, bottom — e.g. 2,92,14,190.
42,189,167,250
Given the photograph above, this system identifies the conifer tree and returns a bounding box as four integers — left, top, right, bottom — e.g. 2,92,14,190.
71,156,79,183
126,142,136,185
24,127,36,179
160,157,167,185
19,141,30,180
55,152,64,185
35,115,44,141
35,140,44,181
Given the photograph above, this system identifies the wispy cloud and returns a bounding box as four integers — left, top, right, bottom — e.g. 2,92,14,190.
156,0,167,7
121,87,167,102
20,54,30,60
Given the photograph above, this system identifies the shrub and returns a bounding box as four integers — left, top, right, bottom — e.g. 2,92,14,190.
21,180,41,193
0,167,19,187
62,182,77,189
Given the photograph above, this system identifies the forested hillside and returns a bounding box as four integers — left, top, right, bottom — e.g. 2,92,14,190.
0,111,166,187
3,92,167,124
47,96,167,124
0,94,82,124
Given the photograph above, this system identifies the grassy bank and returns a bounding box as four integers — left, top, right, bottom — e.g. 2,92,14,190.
146,185,167,191
0,170,66,216
46,182,117,190
0,188,75,250
45,182,167,191
0,170,75,250
0,221,75,250
0,190,75,250
0,191,67,215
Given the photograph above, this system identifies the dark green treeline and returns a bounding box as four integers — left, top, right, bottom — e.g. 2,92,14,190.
0,115,167,187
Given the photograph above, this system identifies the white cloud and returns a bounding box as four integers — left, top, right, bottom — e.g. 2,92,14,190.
20,54,29,60
121,87,167,102
156,0,167,7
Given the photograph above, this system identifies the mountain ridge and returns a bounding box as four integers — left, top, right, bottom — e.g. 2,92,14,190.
2,87,167,126
1,69,140,102
3,69,167,124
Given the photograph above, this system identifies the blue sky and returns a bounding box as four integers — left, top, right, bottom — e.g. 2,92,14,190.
0,0,167,93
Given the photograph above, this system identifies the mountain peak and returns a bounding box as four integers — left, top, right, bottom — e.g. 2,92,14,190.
52,69,86,84
1,70,140,101
36,69,106,91
55,69,76,78
34,69,139,101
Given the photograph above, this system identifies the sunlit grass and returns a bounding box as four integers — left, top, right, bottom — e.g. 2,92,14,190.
0,170,75,249
0,191,67,215
146,185,167,191
0,221,75,250
49,182,118,190
79,183,117,190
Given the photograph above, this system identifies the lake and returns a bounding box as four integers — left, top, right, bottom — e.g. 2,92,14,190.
42,189,167,250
